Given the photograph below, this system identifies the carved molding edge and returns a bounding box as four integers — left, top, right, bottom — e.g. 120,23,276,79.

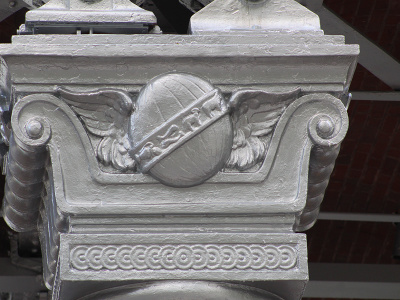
70,244,298,272
59,233,308,282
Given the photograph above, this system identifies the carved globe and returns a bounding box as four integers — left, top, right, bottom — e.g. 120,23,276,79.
129,73,233,187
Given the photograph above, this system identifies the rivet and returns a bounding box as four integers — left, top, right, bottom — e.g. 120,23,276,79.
9,1,17,8
316,117,334,139
25,119,43,139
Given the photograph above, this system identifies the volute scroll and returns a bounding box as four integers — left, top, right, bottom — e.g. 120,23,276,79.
306,94,349,148
11,95,54,151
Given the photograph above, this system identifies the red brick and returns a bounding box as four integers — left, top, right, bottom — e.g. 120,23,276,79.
383,198,400,214
385,104,400,116
381,157,398,176
379,25,398,48
366,13,386,40
376,223,396,263
377,80,393,91
364,224,386,263
332,164,349,177
374,0,391,10
370,102,388,117
336,152,352,164
347,168,363,179
350,114,368,130
387,147,400,159
350,152,369,170
349,66,365,90
355,101,371,114
351,190,370,212
337,194,354,212
367,157,382,169
390,130,400,148
342,222,361,262
390,176,400,193
321,192,340,211
357,1,375,16
320,222,346,262
381,116,399,134
385,14,400,26
361,124,380,142
342,182,357,195
370,182,390,199
359,223,375,263
371,135,391,158
368,198,385,214
361,168,377,185
376,173,392,188
341,140,357,152
324,0,345,14
371,175,390,199
325,179,344,192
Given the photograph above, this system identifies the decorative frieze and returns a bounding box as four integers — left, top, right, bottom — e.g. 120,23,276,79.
58,72,300,187
70,244,298,271
59,233,308,290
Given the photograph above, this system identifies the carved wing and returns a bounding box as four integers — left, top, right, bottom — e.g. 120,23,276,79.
57,88,136,171
226,89,300,171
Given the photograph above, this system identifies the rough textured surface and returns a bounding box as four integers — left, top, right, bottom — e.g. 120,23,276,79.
190,0,321,33
0,2,399,300
0,1,361,299
22,0,157,34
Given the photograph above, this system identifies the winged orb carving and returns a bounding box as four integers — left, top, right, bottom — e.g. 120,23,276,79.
58,73,299,187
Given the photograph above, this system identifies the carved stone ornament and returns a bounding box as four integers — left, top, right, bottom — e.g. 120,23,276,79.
57,72,301,187
0,0,359,299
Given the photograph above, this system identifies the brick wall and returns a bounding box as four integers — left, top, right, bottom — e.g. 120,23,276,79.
306,0,400,281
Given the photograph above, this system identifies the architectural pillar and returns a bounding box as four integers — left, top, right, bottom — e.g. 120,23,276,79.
0,0,359,299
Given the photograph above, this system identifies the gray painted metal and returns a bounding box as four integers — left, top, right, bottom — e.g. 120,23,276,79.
306,282,400,299
305,263,400,299
0,258,45,293
0,0,29,23
351,91,400,101
318,212,400,223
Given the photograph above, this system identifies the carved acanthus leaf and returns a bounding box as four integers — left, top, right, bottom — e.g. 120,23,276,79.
226,89,300,171
58,88,136,171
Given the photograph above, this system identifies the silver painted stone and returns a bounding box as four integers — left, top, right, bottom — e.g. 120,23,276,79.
190,0,321,34
56,73,304,187
21,0,157,34
0,0,359,299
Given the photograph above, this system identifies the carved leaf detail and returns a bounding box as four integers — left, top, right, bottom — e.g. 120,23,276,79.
58,88,136,171
226,89,300,171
